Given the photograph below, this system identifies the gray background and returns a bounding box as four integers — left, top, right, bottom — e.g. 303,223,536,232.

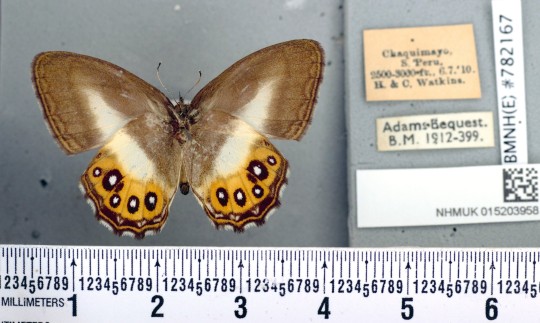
0,0,347,246
346,0,540,247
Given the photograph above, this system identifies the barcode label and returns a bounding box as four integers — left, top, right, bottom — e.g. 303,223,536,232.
504,168,539,202
357,164,540,228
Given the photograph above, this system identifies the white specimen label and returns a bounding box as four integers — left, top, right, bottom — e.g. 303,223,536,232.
357,164,539,227
376,112,494,151
492,0,528,164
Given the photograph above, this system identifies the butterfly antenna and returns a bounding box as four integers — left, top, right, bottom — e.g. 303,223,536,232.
156,62,170,95
186,70,202,95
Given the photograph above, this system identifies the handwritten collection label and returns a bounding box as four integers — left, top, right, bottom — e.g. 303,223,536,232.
363,24,482,101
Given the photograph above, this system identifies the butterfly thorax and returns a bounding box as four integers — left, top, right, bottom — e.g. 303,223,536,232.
170,102,200,144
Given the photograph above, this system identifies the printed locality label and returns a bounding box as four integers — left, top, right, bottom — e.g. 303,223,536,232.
357,164,540,228
376,112,495,151
363,24,481,101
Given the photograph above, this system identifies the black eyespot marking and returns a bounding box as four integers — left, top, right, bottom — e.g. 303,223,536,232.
110,194,121,208
145,192,157,211
93,167,102,177
234,189,246,207
247,160,268,180
252,185,264,198
102,169,123,191
216,187,228,207
127,195,139,214
267,156,277,165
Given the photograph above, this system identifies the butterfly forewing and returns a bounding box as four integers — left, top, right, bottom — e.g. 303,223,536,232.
191,39,324,141
32,52,173,154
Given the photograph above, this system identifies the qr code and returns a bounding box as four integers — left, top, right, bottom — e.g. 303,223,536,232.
503,168,539,202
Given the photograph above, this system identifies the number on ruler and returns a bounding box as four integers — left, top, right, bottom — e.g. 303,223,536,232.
401,297,413,320
486,298,498,320
66,294,77,317
234,295,247,318
151,295,164,318
317,297,330,319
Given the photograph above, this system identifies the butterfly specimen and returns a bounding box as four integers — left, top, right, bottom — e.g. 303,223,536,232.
32,39,324,238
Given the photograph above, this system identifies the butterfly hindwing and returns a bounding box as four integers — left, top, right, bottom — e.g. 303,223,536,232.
81,113,183,238
191,39,324,141
183,110,288,231
32,52,173,154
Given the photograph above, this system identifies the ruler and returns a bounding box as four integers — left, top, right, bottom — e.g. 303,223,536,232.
1,246,540,322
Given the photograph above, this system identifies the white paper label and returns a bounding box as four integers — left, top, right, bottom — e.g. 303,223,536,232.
357,164,539,228
363,24,481,101
492,0,528,164
376,112,494,151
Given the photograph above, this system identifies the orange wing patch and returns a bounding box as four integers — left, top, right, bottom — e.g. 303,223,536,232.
80,151,170,238
205,143,288,231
